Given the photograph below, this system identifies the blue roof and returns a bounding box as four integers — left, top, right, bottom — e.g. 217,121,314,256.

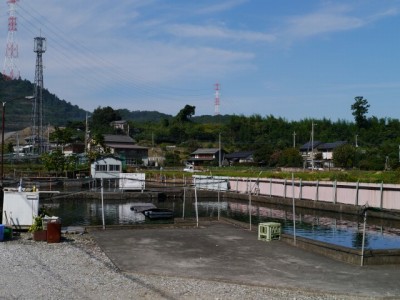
317,141,347,150
299,141,322,151
225,151,254,159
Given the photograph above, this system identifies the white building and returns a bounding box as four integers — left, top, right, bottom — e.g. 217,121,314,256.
91,156,122,179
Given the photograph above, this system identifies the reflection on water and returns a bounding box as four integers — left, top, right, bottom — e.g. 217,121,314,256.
42,197,400,250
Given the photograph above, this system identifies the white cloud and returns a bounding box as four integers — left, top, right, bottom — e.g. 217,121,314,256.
166,24,275,42
281,3,398,41
285,12,364,39
196,0,248,14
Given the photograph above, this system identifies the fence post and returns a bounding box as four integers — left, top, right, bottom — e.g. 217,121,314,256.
236,178,239,193
380,181,384,209
284,179,287,198
269,178,272,197
315,180,319,201
299,178,302,200
355,180,359,206
333,180,337,204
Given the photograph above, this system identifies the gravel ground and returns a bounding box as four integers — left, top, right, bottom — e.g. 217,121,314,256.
0,232,373,300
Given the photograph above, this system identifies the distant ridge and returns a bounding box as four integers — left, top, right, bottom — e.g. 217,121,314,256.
0,75,232,131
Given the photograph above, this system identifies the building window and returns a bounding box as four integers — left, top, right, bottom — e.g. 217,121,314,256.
109,164,120,172
95,164,107,172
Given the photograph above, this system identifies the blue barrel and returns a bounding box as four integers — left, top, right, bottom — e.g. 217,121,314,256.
0,224,4,242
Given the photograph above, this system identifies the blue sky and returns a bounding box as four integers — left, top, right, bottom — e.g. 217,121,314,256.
2,0,400,121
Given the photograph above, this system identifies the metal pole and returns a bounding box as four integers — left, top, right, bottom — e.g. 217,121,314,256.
101,178,105,230
249,192,252,231
269,178,272,197
219,132,221,167
292,173,296,245
311,121,314,170
293,131,296,148
361,210,368,266
355,180,359,206
217,190,220,221
182,188,186,220
194,185,199,227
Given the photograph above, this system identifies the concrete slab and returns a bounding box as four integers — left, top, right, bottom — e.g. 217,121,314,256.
90,222,400,298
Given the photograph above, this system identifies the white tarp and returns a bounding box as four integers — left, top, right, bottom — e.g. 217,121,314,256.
119,173,145,190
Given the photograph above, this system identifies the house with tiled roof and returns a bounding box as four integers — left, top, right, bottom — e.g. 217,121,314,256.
299,140,347,169
187,148,225,166
99,134,148,166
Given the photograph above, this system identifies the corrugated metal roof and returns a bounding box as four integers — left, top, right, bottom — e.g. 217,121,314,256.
103,134,135,143
105,143,148,150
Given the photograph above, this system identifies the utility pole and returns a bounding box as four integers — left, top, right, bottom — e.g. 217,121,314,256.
85,112,89,154
311,122,315,170
219,132,222,167
293,131,296,148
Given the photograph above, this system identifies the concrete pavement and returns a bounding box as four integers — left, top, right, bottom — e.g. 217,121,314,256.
90,221,400,298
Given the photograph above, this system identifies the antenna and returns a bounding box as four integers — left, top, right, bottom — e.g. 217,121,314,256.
3,0,20,79
214,82,220,115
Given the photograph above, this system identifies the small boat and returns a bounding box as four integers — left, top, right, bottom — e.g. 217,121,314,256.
142,208,174,220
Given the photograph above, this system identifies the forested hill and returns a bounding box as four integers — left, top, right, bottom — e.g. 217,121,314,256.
2,77,225,131
0,75,232,131
0,76,87,131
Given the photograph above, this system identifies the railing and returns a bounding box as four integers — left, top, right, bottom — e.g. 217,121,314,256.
229,177,400,210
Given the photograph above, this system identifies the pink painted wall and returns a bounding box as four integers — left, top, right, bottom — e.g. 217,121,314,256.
228,178,400,210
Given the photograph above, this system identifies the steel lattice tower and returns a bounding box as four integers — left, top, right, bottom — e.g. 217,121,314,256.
32,36,46,154
3,0,20,79
214,82,220,115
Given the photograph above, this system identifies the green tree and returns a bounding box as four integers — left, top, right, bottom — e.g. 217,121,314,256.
351,96,370,129
175,105,195,123
90,106,121,135
333,144,356,168
278,148,303,167
164,151,181,166
50,126,74,147
6,142,13,154
41,149,67,175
